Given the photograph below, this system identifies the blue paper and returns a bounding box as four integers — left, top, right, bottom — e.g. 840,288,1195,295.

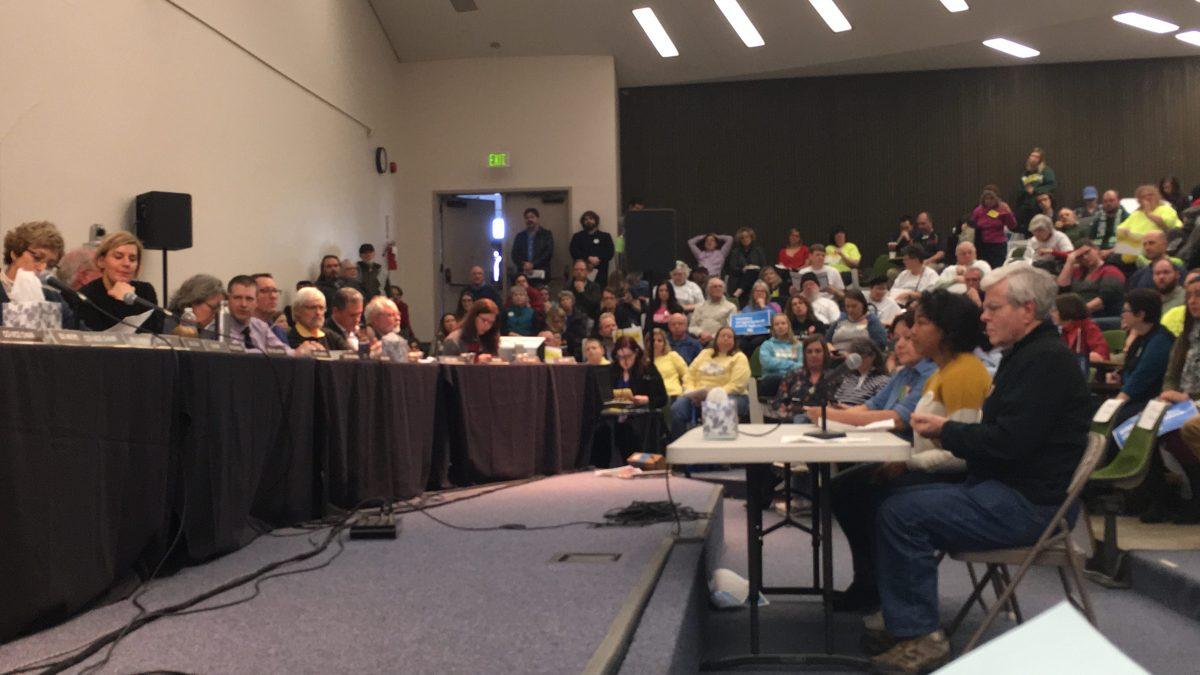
731,310,771,336
1112,400,1197,449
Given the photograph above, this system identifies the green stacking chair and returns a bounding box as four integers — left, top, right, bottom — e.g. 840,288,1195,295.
1102,330,1126,356
749,344,763,379
1089,397,1122,439
871,253,893,279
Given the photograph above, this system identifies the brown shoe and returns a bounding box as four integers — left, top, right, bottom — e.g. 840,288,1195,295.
870,630,950,674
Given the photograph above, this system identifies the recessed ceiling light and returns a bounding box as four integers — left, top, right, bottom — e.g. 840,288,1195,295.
1112,12,1179,34
982,37,1040,59
715,0,765,48
632,7,679,58
1177,30,1200,46
808,0,851,33
940,0,969,12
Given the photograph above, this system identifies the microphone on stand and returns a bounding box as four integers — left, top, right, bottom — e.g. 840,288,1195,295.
122,291,165,314
804,352,862,440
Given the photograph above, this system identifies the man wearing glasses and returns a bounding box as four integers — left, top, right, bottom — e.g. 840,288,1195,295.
251,273,290,343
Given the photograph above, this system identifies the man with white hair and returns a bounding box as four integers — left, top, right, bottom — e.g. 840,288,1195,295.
937,241,992,294
868,266,1091,672
364,295,413,360
287,286,348,352
688,277,736,345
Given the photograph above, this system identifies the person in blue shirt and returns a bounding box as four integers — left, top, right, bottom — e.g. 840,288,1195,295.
501,285,541,336
757,313,803,397
666,312,703,364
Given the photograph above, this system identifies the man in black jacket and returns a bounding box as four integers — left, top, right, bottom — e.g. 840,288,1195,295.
568,210,615,287
869,265,1090,673
511,207,554,286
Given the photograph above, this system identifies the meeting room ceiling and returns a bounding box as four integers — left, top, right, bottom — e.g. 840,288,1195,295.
371,0,1200,86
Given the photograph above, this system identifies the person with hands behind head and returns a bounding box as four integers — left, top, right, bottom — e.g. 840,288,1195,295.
76,231,163,333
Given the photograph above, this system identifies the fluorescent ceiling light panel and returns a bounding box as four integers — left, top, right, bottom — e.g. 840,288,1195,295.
715,0,765,48
940,0,969,12
1176,30,1200,46
632,7,679,57
1112,12,1178,34
808,0,851,33
982,37,1039,59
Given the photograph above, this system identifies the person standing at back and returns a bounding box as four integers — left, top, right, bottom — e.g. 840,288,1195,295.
569,210,615,287
511,207,554,286
356,244,383,301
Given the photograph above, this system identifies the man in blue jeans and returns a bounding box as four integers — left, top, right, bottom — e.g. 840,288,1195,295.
869,265,1091,673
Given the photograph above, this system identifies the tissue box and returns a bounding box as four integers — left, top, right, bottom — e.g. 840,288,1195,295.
702,397,738,440
2,301,62,330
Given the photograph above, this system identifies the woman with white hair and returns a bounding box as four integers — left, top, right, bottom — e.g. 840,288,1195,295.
287,285,348,351
668,261,703,312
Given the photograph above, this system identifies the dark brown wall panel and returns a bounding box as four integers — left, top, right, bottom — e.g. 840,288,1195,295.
619,56,1200,264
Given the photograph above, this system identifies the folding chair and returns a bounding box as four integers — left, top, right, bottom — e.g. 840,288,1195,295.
946,431,1106,652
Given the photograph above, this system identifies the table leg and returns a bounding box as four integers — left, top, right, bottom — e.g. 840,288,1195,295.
811,468,820,591
820,463,834,654
746,464,766,654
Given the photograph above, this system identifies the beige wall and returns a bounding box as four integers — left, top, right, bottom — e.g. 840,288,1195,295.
0,0,401,304
393,56,619,337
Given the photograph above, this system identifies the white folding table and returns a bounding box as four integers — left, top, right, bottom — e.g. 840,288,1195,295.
667,423,911,670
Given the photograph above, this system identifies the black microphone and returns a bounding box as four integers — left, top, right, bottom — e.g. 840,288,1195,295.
804,352,862,440
40,274,87,306
122,290,165,314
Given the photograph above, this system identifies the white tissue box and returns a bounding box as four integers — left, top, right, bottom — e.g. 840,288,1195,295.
3,301,61,330
702,397,738,440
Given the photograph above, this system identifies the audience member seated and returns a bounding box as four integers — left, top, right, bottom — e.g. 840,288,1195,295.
825,289,887,353
600,285,640,329
76,232,164,333
1128,230,1182,290
669,326,751,440
911,212,943,265
582,337,610,366
251,273,290,342
569,210,615,287
741,280,781,316
430,313,458,357
971,187,1016,268
56,245,101,291
463,265,502,306
667,312,703,364
1091,189,1127,252
286,286,348,353
689,277,737,345
1154,274,1200,523
785,293,829,337
888,246,940,304
225,275,291,353
872,264,1090,673
760,265,787,305
758,313,803,397
164,274,226,337
1057,241,1126,328
962,267,985,307
1104,288,1175,458
356,243,382,301
324,287,366,351
1053,293,1108,363
687,232,734,278
777,228,810,272
387,285,417,343
1056,207,1090,247
1151,258,1186,312
668,261,703,312
568,259,603,320
455,290,474,323
796,245,844,300
645,281,684,335
314,254,341,308
1014,146,1056,231
338,258,362,293
810,312,935,439
831,338,891,406
865,276,903,327
441,298,500,359
283,280,312,328
557,290,589,360
1159,176,1190,214
599,337,669,464
937,242,992,294
799,273,841,326
1026,213,1073,269
502,285,541,336
830,289,990,612
513,274,546,313
769,335,829,422
1160,270,1200,337
1118,184,1181,264
826,228,861,285
651,328,688,397
726,227,767,305
592,312,618,358
1,220,73,327
511,207,553,285
1076,185,1100,226
887,214,914,255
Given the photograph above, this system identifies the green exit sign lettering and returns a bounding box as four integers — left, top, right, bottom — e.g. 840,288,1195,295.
488,152,510,168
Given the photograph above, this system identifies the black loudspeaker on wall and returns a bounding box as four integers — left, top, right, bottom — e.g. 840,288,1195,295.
136,191,193,250
624,209,677,278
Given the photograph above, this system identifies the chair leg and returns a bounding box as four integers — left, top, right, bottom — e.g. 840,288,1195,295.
946,564,995,639
998,565,1024,624
964,547,1049,652
1064,536,1099,626
966,563,989,614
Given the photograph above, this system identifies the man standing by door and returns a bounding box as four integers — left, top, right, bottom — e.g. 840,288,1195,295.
569,210,615,287
512,207,554,287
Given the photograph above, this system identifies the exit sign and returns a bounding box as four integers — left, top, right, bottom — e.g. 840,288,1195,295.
488,152,510,168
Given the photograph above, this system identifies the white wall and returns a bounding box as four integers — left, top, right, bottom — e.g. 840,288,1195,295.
392,56,620,336
0,0,401,303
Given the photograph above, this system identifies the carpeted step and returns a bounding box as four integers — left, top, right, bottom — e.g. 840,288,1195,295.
1128,550,1200,623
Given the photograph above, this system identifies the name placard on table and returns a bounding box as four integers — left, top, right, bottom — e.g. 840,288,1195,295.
0,327,43,344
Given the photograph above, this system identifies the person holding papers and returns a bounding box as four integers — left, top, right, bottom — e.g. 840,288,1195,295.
76,231,163,333
1156,273,1200,523
668,326,750,440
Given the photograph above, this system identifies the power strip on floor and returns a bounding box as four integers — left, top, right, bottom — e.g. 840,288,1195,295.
350,513,400,540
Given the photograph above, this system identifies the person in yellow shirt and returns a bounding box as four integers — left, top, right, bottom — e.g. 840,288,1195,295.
668,326,750,439
650,328,688,397
1117,184,1181,263
826,228,861,283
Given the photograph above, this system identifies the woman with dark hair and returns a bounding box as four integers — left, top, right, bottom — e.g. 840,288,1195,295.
785,294,827,337
972,187,1017,268
1159,176,1189,214
442,298,501,358
455,290,473,322
687,231,734,278
597,336,669,465
726,226,767,305
557,290,588,360
832,338,891,406
826,228,861,286
770,335,830,421
1154,275,1200,522
1054,293,1108,363
825,288,887,353
777,228,809,271
430,312,458,356
645,281,684,334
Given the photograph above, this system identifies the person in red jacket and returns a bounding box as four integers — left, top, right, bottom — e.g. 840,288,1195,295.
1054,293,1109,363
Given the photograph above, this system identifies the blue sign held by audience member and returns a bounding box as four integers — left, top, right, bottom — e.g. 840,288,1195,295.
731,310,771,336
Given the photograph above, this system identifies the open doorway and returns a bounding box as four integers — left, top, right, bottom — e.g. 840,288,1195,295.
435,189,570,318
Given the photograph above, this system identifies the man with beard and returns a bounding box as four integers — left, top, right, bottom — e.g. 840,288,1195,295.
569,210,615,287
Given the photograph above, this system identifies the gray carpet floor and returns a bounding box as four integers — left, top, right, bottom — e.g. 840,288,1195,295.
703,497,1200,674
0,473,720,675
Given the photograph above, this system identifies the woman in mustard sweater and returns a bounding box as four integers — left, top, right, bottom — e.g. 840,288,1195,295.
668,326,751,440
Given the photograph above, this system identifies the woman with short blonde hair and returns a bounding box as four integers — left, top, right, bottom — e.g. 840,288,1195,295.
76,231,162,332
